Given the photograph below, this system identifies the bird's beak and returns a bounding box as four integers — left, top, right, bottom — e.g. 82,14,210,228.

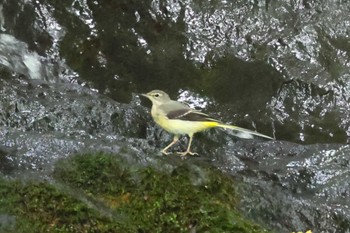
140,93,151,101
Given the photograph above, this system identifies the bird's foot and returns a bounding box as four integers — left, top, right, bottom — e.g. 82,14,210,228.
177,151,198,156
161,149,170,155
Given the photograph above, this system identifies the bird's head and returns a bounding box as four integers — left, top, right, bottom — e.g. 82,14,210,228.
141,90,171,106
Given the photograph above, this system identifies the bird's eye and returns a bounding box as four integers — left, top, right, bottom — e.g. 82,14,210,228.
154,93,160,97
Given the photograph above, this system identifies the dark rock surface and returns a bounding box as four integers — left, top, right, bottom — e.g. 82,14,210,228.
0,1,349,232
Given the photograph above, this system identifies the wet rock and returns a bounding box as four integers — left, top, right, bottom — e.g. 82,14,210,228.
0,75,151,176
1,1,350,232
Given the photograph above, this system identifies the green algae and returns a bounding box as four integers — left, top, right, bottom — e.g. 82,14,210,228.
0,153,272,233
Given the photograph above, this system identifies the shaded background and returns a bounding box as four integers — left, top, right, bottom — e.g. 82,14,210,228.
1,0,350,232
2,0,349,143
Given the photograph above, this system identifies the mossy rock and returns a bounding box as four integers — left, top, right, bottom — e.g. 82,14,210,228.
0,178,129,232
0,153,272,233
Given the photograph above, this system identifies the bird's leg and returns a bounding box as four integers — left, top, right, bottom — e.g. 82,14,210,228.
161,135,179,155
177,134,198,156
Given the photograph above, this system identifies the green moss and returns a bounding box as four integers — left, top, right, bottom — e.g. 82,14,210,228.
0,153,272,232
0,178,131,233
53,153,271,233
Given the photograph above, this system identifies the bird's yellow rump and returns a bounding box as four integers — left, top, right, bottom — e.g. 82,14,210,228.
142,90,273,156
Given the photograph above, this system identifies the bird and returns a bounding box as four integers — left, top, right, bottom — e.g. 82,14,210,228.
141,90,273,156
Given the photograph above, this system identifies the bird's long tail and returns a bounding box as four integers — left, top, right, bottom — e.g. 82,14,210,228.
216,123,274,140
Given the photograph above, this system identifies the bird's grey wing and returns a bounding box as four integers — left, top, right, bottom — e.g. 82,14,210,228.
161,101,220,122
158,100,189,114
172,110,220,122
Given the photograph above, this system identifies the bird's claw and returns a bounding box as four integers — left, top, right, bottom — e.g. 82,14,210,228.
161,150,198,156
177,151,198,156
161,150,170,155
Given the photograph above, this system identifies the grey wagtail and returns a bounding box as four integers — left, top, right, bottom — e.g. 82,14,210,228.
142,90,273,156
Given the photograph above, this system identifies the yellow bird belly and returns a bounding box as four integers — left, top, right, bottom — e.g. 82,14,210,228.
155,117,218,135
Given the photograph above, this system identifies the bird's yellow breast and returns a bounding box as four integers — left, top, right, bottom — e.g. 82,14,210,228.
151,105,218,135
154,115,218,135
